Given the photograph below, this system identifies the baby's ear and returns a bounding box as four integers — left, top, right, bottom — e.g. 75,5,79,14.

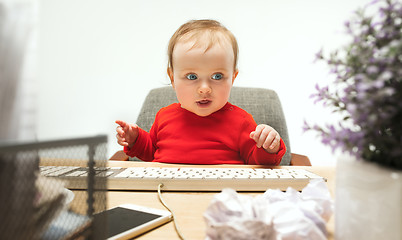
167,67,174,86
232,69,239,84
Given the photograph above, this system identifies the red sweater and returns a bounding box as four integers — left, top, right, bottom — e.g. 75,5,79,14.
124,102,286,165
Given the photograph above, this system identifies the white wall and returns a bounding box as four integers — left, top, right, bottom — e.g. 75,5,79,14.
37,0,370,165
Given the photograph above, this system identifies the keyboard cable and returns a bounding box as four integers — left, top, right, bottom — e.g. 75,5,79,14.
157,183,186,240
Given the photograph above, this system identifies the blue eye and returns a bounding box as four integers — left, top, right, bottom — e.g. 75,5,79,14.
212,73,223,80
186,74,197,80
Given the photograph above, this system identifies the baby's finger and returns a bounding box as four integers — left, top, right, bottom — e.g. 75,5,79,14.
262,131,277,149
118,141,129,147
116,132,123,140
116,126,124,135
257,128,271,148
116,135,128,147
116,133,125,143
129,123,139,132
251,125,264,142
116,120,130,134
115,120,127,128
269,135,280,149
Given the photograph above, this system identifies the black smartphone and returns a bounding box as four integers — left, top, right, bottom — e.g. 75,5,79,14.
93,204,172,240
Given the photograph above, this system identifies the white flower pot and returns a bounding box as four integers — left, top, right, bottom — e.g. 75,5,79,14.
335,155,402,240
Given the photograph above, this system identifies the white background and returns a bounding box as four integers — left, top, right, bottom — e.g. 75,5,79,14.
37,0,370,165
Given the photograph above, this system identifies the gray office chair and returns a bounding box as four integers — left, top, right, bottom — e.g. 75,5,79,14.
111,86,311,166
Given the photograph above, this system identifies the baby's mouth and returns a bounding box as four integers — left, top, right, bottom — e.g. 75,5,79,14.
196,99,212,107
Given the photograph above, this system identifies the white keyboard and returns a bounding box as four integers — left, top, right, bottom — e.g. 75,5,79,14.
40,166,325,191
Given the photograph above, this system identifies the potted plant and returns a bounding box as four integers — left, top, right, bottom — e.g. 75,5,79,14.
304,0,401,239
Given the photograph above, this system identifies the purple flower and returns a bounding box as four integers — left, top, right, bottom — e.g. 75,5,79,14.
306,0,402,169
346,103,357,115
373,79,385,88
354,74,366,82
379,71,393,81
313,48,323,63
366,66,379,74
366,0,380,7
356,82,370,93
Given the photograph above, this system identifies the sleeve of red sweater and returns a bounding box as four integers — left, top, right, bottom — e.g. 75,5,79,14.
123,127,155,161
123,113,159,161
238,114,287,165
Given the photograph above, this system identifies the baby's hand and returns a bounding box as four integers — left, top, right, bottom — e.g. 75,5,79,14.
115,120,139,149
250,124,281,153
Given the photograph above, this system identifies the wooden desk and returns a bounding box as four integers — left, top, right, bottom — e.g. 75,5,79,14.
105,161,335,240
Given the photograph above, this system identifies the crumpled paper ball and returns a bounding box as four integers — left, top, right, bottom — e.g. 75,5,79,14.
204,179,333,240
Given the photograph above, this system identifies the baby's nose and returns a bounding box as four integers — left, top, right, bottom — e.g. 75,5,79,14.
198,81,212,94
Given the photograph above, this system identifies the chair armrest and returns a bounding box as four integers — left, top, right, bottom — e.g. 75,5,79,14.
109,150,129,161
290,153,312,166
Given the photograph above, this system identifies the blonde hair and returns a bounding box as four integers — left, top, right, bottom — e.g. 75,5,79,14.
167,19,239,71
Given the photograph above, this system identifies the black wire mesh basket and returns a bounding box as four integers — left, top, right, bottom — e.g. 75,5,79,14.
0,135,108,240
